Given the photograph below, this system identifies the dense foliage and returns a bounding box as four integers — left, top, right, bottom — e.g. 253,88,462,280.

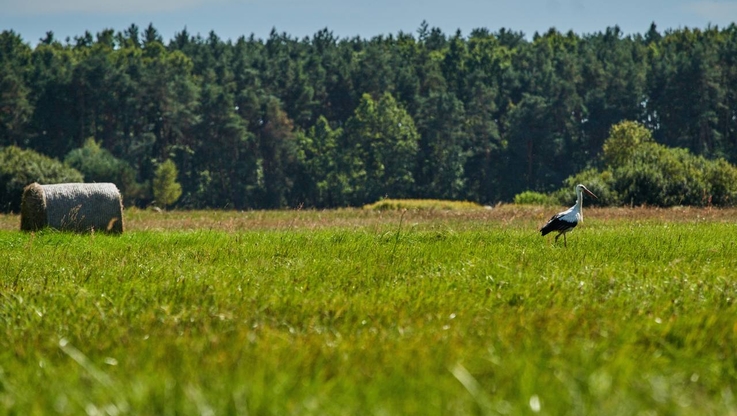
2,22,737,210
550,121,737,207
0,146,83,212
64,138,146,202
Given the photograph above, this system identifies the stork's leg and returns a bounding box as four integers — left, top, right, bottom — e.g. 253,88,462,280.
563,233,568,247
554,233,561,243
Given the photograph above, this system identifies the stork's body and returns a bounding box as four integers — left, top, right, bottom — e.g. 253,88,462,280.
540,184,597,246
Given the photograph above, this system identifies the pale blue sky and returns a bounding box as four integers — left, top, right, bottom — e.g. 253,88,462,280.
1,0,736,45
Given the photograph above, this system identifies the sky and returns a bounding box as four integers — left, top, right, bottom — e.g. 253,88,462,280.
1,0,736,45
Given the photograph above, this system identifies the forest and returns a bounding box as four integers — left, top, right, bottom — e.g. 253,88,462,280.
1,21,737,210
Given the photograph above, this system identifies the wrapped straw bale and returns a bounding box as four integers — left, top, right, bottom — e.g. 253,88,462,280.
20,182,124,234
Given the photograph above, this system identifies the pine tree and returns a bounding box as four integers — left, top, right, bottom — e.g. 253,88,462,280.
153,159,182,209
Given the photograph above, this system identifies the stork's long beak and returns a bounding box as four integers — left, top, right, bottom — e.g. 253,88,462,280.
583,187,598,199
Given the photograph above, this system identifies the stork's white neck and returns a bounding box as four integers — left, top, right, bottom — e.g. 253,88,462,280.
574,188,585,217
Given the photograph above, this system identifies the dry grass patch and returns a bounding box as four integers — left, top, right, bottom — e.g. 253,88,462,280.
363,198,485,211
2,205,736,233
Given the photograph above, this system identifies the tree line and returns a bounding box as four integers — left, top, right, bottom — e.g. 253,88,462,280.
2,21,737,210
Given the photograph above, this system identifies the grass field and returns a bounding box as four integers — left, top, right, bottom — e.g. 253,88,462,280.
1,205,736,415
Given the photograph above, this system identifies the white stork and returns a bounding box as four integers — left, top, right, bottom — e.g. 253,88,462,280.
540,184,597,247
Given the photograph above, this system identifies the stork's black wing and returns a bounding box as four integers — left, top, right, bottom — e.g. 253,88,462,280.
540,214,577,236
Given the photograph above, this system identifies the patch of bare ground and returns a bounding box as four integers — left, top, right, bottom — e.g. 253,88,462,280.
1,205,736,233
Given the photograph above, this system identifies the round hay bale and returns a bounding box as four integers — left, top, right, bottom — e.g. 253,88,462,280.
20,183,47,231
20,182,124,234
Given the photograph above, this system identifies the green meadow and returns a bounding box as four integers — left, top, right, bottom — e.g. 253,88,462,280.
1,206,737,415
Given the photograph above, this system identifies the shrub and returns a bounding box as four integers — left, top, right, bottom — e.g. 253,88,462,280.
513,191,558,206
612,157,669,206
705,159,737,206
363,199,484,211
0,146,83,213
602,121,654,167
556,121,737,207
556,168,618,206
612,145,711,206
65,139,147,205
